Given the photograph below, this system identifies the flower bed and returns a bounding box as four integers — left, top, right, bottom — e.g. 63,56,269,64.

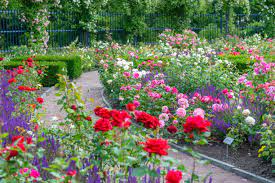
97,30,274,180
0,57,213,182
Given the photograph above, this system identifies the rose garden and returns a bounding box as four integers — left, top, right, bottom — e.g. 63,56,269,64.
0,1,274,183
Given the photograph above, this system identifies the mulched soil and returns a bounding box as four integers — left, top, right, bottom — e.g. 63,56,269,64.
179,140,275,181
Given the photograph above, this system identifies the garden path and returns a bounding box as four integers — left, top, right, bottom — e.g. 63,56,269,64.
40,71,254,183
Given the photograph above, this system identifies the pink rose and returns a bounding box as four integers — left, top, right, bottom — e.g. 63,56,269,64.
30,169,40,178
193,108,205,118
176,108,186,118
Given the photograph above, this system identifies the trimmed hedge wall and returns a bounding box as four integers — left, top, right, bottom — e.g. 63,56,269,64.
218,55,275,73
10,55,82,79
4,61,67,87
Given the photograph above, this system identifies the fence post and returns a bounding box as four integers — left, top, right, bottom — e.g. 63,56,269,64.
225,9,229,34
86,31,91,47
133,35,138,46
219,13,223,34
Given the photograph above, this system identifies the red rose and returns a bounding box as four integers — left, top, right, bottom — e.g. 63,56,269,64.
126,103,136,111
0,147,18,161
37,97,44,104
135,111,160,129
93,118,113,132
27,62,33,68
8,78,17,84
183,116,211,133
94,107,111,119
17,68,24,74
37,70,42,75
66,170,77,176
0,57,4,61
165,170,182,183
71,105,77,111
142,138,170,156
0,135,33,160
167,125,178,134
85,116,92,121
110,110,132,128
34,124,39,131
26,58,33,62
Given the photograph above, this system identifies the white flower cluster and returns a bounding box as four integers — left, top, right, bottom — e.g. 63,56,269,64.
116,58,133,70
132,69,149,78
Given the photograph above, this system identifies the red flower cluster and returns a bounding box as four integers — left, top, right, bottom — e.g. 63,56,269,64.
18,86,37,92
36,97,44,104
165,170,183,183
126,103,136,111
167,125,178,134
0,136,32,161
8,78,17,84
111,110,132,128
183,116,211,133
94,107,111,118
142,138,170,156
93,118,113,132
134,111,160,129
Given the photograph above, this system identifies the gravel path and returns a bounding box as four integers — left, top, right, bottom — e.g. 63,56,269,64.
40,71,254,183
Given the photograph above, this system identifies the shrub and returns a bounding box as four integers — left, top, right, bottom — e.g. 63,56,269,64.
3,61,67,87
218,55,275,73
10,55,82,79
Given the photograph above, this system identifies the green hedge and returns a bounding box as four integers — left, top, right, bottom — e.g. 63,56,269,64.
218,55,275,73
11,55,82,79
4,61,67,87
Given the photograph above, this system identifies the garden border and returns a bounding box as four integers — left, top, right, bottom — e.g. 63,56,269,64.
100,88,275,183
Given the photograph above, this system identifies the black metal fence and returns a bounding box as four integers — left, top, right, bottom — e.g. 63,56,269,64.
0,10,264,52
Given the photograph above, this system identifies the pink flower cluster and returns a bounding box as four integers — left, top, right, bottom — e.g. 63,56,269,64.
254,61,274,75
148,92,162,99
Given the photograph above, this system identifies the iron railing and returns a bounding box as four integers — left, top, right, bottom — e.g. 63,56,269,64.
0,10,265,52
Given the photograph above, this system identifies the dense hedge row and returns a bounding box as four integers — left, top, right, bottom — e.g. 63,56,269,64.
4,61,67,87
10,55,82,79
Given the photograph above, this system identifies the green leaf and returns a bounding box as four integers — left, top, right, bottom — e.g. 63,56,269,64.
132,167,148,177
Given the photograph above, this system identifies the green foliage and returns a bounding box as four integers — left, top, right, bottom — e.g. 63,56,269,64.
218,55,275,73
198,23,222,40
3,61,66,86
10,55,82,79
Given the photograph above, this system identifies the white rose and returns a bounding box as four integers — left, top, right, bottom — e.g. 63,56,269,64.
100,60,104,64
242,109,251,116
123,65,129,70
245,116,255,126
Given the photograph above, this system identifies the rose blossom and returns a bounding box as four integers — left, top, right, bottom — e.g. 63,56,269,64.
133,100,140,107
193,108,205,118
245,116,255,126
30,169,40,179
165,170,182,183
159,120,165,128
178,98,189,108
159,113,169,122
142,138,170,156
162,106,169,113
93,118,113,132
242,109,250,116
167,125,178,134
176,108,186,118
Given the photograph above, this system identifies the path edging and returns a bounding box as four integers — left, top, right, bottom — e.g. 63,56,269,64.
101,88,275,183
